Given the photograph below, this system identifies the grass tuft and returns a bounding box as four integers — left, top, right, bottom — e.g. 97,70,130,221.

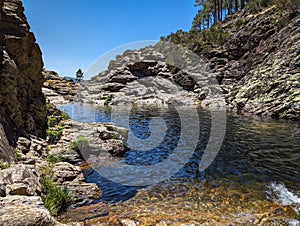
40,166,70,216
71,135,89,151
46,154,62,164
0,161,10,170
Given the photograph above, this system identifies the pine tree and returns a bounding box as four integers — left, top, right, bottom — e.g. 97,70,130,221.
76,69,84,81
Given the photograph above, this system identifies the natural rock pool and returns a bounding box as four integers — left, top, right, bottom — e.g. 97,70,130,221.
58,103,300,224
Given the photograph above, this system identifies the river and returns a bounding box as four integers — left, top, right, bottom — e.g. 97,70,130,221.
58,103,300,224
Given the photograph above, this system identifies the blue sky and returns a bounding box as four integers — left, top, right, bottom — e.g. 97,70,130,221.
22,0,198,77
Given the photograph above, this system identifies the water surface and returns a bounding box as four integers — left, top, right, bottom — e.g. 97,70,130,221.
58,103,300,208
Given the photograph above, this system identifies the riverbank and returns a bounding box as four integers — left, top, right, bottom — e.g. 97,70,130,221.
0,101,130,225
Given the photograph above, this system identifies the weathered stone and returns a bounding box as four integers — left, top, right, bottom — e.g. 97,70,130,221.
0,195,45,209
78,44,213,107
120,219,137,226
108,73,137,84
43,70,77,104
0,164,41,196
16,137,31,154
16,135,48,163
62,180,102,206
172,71,196,91
128,61,157,71
102,139,128,157
52,162,81,183
0,202,53,226
196,7,300,120
98,126,119,140
0,122,15,163
101,82,126,92
0,0,47,148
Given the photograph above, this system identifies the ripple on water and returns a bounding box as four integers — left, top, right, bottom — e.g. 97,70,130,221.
58,104,300,224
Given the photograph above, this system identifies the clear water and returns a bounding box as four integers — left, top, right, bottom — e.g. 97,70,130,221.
58,103,300,206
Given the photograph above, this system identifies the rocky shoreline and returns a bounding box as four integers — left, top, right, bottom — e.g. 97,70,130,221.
0,89,130,225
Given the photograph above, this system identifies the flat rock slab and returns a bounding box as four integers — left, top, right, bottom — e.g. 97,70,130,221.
0,204,52,226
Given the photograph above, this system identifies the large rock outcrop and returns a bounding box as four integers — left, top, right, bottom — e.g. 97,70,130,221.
0,0,47,162
78,44,218,107
159,6,300,120
0,196,53,226
42,70,77,104
191,6,300,119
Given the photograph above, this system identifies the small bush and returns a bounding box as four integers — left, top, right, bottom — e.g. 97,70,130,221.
46,101,70,145
275,16,290,29
40,175,70,216
60,112,70,120
0,161,9,170
276,0,300,12
71,136,89,151
235,19,249,27
47,116,60,127
87,99,94,104
15,149,22,161
104,95,113,105
202,27,229,45
47,113,69,128
47,127,63,144
46,154,61,164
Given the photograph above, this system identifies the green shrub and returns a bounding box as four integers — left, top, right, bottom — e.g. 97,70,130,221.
201,27,229,45
47,116,60,127
40,175,70,216
15,149,22,161
46,154,62,164
71,136,89,151
60,112,70,120
47,113,69,128
47,127,63,144
235,19,249,27
0,161,9,170
275,16,290,29
104,95,112,105
46,101,55,112
87,99,94,104
276,0,300,11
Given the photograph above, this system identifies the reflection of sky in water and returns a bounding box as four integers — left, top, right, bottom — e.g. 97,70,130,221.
58,103,300,203
57,103,111,123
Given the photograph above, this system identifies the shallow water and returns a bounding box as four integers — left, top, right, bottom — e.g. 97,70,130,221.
58,103,300,210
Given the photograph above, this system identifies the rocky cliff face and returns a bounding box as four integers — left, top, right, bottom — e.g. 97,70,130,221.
191,6,300,119
0,0,47,162
42,70,77,104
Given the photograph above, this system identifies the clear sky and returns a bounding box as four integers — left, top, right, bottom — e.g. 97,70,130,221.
22,0,198,77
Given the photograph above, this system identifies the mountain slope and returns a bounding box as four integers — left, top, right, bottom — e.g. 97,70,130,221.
164,5,300,119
